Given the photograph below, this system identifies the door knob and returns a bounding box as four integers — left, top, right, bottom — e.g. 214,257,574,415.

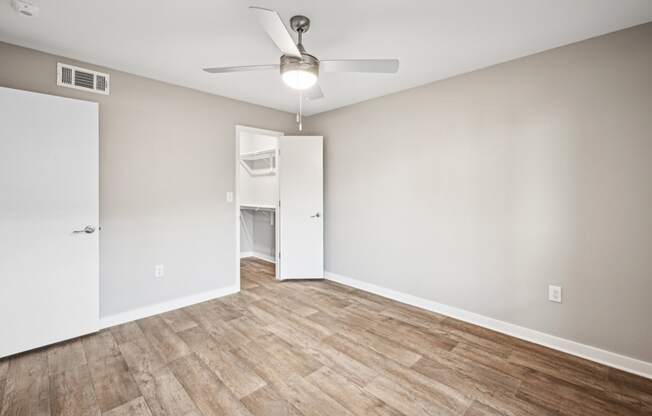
310,212,321,218
73,225,96,234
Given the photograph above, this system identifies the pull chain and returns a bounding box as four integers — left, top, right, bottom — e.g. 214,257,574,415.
298,91,303,131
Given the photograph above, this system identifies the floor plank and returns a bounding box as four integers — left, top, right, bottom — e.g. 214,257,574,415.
110,322,146,346
137,317,191,364
87,354,141,413
169,354,253,416
160,309,197,333
49,364,100,416
365,375,451,416
47,339,87,376
463,400,506,416
0,373,50,416
82,331,121,364
194,342,266,399
306,366,402,416
0,378,5,414
132,368,199,416
0,350,51,416
119,336,199,416
241,385,304,416
0,359,8,380
102,396,152,416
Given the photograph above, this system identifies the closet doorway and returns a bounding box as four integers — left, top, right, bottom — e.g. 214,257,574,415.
235,125,323,286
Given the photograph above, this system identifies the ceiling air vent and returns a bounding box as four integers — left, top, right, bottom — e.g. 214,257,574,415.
57,63,110,95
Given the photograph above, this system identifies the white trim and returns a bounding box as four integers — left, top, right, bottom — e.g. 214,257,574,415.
241,251,276,264
99,285,239,329
325,271,652,380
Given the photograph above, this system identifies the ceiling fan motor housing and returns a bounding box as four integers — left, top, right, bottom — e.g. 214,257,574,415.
290,15,311,33
280,53,319,79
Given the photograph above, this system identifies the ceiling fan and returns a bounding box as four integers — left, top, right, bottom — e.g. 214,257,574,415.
203,6,400,101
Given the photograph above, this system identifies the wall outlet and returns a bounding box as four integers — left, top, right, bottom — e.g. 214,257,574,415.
155,264,165,278
226,191,234,203
548,285,562,303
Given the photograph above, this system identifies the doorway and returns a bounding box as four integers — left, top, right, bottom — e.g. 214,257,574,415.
235,125,324,289
236,126,282,286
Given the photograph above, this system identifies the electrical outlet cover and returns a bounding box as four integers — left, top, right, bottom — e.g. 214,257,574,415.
548,285,562,303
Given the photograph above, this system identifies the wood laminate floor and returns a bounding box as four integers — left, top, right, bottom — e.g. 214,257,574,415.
1,257,651,415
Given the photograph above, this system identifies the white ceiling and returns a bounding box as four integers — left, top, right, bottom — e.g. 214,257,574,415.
1,1,651,115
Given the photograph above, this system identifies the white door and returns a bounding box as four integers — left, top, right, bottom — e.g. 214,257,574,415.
278,136,323,280
0,87,99,358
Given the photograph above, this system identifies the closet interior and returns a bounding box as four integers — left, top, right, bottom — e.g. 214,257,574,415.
239,131,278,274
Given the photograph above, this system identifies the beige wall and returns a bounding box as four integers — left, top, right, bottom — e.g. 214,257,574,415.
306,23,652,362
0,41,296,317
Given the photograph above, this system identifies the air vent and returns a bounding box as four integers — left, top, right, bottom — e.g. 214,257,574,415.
57,63,110,95
95,75,108,92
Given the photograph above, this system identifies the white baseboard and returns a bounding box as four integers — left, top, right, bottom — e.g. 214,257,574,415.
325,271,652,380
99,284,239,329
240,251,276,264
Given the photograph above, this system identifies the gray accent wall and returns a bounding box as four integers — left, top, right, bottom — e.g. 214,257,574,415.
305,23,652,363
239,210,275,259
0,41,296,318
240,210,254,253
252,211,276,258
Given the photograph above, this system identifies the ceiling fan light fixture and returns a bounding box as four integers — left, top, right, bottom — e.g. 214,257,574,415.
280,54,319,90
282,69,317,90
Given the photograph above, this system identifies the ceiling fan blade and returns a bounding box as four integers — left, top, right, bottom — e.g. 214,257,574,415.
305,84,324,100
250,7,302,58
203,64,279,74
320,59,399,73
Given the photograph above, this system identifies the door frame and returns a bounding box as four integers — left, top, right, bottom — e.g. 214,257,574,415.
235,125,284,289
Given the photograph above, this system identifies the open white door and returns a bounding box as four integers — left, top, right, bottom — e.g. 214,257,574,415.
0,87,99,358
278,136,324,280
